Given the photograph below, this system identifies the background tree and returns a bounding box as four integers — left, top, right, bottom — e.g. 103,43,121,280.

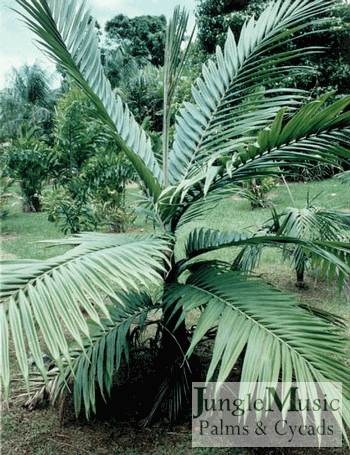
116,63,164,131
102,14,167,89
196,0,269,54
0,62,58,141
0,63,58,212
51,87,102,182
104,14,166,66
196,0,350,95
2,0,350,435
115,59,199,136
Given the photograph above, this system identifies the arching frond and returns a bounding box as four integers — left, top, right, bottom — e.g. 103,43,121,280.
222,94,350,181
11,291,159,419
185,228,252,259
163,266,350,436
0,233,171,396
184,227,350,266
168,0,333,185
54,291,156,419
168,94,350,221
278,206,350,241
182,227,350,289
14,0,163,199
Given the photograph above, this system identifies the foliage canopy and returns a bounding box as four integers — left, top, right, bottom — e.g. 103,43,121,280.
196,0,350,95
104,14,166,67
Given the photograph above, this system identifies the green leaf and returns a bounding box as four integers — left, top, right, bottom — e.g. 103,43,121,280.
0,306,10,397
0,234,170,389
164,265,350,434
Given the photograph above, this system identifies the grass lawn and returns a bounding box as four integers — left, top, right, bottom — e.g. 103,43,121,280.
1,177,350,455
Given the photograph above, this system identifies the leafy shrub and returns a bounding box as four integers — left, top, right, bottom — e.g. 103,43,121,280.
0,177,14,219
244,176,276,208
2,128,51,212
92,197,135,233
43,185,96,234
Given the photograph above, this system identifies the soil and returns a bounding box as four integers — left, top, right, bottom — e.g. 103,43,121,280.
2,343,350,455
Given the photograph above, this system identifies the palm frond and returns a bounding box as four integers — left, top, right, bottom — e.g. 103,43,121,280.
141,357,192,427
163,6,195,187
55,291,156,419
163,265,350,435
219,96,350,183
0,233,171,396
14,0,163,199
264,205,350,287
168,0,333,185
335,170,350,184
276,206,350,240
12,291,158,419
182,226,350,289
168,94,350,221
310,241,350,290
185,227,252,259
184,227,349,265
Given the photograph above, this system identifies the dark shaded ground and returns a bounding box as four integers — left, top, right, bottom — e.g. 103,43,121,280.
2,394,349,455
2,343,350,455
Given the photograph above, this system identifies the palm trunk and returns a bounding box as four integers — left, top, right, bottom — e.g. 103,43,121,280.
31,194,42,212
161,305,190,356
160,258,189,355
296,259,306,287
143,254,194,424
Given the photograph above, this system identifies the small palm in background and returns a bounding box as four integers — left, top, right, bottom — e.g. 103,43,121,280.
235,193,350,288
272,198,350,287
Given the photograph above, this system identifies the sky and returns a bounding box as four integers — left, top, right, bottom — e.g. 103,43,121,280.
0,0,197,90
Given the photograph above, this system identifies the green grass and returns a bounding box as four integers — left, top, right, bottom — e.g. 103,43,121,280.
1,211,68,259
2,178,349,261
0,184,150,260
273,179,350,211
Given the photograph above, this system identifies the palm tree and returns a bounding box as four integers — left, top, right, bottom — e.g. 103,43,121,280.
0,62,56,139
2,0,350,436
